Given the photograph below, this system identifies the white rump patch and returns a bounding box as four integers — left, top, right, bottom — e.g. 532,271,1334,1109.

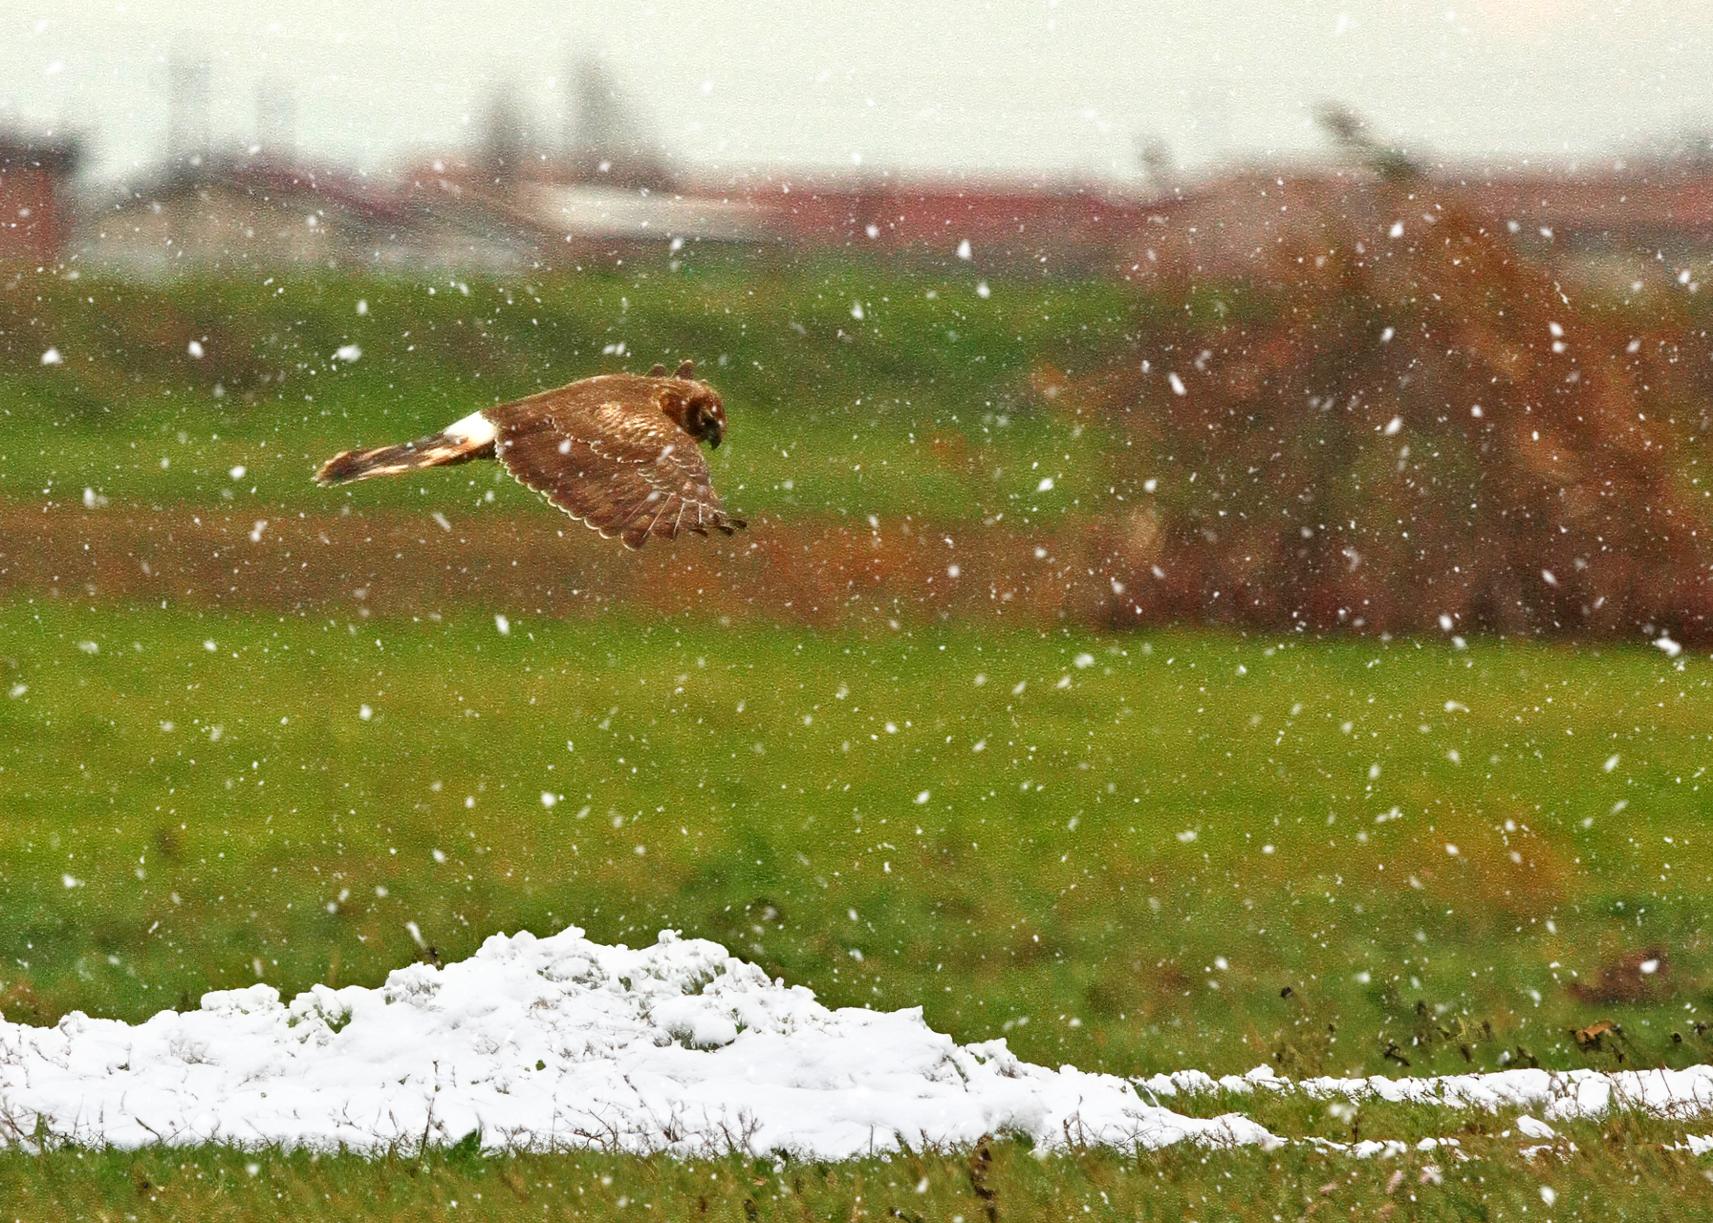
444,410,498,447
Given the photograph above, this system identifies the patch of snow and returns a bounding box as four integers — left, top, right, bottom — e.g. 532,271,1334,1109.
1275,1064,1713,1122
14,928,1713,1160
0,927,1272,1156
1515,1114,1556,1139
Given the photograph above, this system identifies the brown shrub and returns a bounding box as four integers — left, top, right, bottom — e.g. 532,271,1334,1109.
1078,172,1713,640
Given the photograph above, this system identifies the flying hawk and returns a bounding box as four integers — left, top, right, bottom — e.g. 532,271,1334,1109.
315,361,745,549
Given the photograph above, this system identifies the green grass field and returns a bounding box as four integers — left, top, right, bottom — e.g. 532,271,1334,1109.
0,265,1131,526
5,263,1713,1216
4,1124,1709,1222
2,605,1712,1216
4,602,1710,1079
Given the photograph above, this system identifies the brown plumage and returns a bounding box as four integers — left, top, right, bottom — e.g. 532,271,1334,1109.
315,361,745,549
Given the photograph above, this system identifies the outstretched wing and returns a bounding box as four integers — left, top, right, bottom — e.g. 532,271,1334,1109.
486,379,740,549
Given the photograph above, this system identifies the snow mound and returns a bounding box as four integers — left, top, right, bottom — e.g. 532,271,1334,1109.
0,926,1271,1156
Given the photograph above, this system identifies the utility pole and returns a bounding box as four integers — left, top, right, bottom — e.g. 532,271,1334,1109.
167,55,212,165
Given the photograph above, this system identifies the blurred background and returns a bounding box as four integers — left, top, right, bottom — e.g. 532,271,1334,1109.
1,0,1712,1083
3,0,1713,636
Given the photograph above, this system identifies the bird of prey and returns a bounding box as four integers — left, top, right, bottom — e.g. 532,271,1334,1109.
315,361,745,549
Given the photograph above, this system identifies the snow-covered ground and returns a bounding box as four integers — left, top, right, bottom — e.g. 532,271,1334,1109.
0,926,1266,1155
0,925,1709,1157
1141,1060,1713,1126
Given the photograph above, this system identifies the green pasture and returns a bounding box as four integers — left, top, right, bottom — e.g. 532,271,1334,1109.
0,265,1131,523
2,601,1709,1083
6,261,1713,1212
2,1123,1707,1222
4,602,1713,1217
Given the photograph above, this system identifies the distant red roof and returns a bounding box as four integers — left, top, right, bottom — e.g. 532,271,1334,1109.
0,134,82,264
718,172,1153,269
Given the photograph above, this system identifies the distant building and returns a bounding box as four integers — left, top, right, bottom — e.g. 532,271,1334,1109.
498,182,772,261
399,151,772,267
730,172,1151,273
79,156,546,278
1454,162,1713,285
1118,162,1713,288
0,135,82,265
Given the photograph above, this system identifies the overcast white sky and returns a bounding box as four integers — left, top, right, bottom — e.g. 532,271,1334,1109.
2,0,1709,184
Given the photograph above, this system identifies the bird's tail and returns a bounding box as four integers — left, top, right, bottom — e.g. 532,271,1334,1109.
315,432,494,485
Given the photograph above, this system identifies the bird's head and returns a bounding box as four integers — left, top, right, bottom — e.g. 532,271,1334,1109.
655,360,728,448
682,386,727,448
